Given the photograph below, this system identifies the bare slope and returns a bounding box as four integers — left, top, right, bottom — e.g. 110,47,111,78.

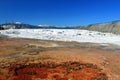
78,20,120,34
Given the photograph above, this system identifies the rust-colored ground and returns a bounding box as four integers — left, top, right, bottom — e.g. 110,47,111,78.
9,62,107,80
0,38,120,80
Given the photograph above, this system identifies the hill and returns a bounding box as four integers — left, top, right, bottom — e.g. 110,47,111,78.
77,20,120,34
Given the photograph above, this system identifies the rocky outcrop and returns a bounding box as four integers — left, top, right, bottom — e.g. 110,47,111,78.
78,20,120,34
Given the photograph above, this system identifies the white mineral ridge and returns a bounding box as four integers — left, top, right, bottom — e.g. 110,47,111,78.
0,29,120,45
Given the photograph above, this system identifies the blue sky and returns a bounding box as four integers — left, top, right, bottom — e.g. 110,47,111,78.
0,0,120,26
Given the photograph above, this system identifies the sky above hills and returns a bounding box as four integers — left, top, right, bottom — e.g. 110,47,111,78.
0,0,120,26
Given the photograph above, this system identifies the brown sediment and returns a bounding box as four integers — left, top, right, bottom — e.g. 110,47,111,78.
0,38,120,80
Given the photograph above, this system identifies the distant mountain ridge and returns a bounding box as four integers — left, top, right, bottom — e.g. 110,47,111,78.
0,22,73,30
1,20,120,34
